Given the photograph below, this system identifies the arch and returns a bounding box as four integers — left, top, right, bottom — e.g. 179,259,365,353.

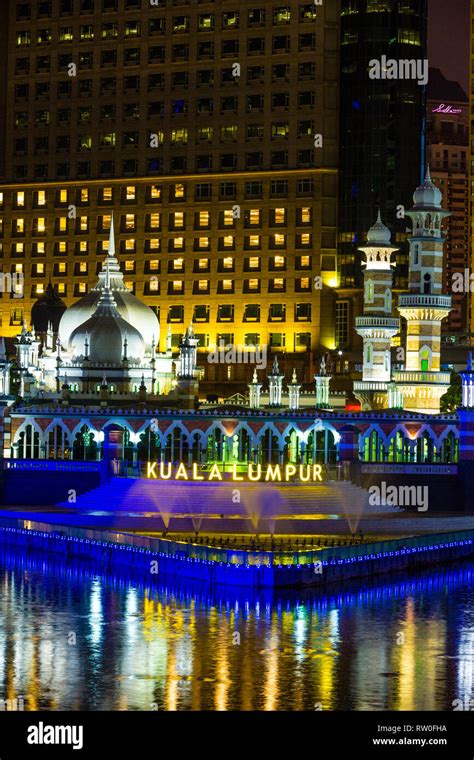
14,422,42,459
45,423,72,460
419,345,432,372
365,279,374,303
73,424,99,461
384,288,392,312
423,272,432,295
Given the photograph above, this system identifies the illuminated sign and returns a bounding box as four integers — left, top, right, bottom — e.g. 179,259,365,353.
146,462,324,483
432,103,462,115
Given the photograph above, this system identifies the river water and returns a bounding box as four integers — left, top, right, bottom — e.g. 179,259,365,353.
0,548,473,711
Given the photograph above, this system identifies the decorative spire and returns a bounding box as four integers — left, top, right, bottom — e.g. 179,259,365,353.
425,164,432,184
291,368,297,384
108,212,115,258
252,367,258,384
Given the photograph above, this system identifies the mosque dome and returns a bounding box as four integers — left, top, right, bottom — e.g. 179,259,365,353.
366,210,392,246
412,166,443,209
31,283,67,333
69,288,145,364
58,217,159,354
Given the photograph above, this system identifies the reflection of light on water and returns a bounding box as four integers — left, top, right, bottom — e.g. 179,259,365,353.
89,579,103,646
457,628,474,705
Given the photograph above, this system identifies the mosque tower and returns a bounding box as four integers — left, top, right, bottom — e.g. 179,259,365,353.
353,212,400,411
393,167,452,414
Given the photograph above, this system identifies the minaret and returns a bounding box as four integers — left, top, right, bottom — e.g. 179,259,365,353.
394,167,452,414
268,356,284,407
287,369,301,411
353,212,400,411
248,368,262,410
314,355,332,410
177,323,198,379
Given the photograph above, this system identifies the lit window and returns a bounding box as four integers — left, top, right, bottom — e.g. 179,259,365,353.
223,210,234,226
125,214,135,230
198,211,209,226
150,185,161,199
149,239,160,250
248,279,259,290
223,235,234,248
249,235,260,247
274,256,285,268
198,237,210,249
149,260,159,271
150,213,160,229
198,258,208,270
249,257,260,269
79,241,88,252
300,255,310,267
125,239,135,251
58,262,66,273
223,257,234,269
173,211,184,228
79,217,88,231
78,283,87,293
126,186,136,200
274,233,285,246
17,192,25,207
60,189,68,203
198,280,208,291
103,187,113,201
300,233,311,245
173,258,184,270
301,207,311,223
57,283,66,295
173,237,184,249
274,208,286,224
36,284,44,294
174,184,185,198
14,263,23,273
125,261,134,271
249,209,260,225
102,215,111,230
36,242,45,255
37,191,46,206
80,188,89,203
13,243,24,255
171,128,188,144
173,280,183,291
16,219,25,233
59,217,67,232
222,279,233,291
150,279,159,292
273,278,284,289
79,262,87,273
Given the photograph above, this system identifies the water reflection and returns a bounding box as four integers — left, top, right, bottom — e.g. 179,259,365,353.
0,547,472,711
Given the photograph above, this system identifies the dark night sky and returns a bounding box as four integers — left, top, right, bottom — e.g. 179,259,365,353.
428,0,470,94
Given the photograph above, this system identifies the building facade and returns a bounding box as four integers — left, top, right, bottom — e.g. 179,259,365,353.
426,68,469,334
337,0,428,350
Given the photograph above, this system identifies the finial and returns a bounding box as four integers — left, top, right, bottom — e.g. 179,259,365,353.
291,368,297,384
252,368,258,383
273,355,279,374
425,164,432,183
108,212,115,257
376,208,382,224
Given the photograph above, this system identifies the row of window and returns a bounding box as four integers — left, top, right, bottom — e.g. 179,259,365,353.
15,61,316,83
17,5,317,27
12,152,318,179
7,255,313,275
0,180,315,205
18,31,317,54
14,92,317,114
15,125,315,145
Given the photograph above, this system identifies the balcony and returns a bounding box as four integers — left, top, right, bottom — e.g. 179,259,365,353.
398,294,452,309
355,316,399,329
393,371,451,385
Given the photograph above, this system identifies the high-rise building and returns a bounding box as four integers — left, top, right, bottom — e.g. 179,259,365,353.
337,0,428,351
0,0,341,396
426,67,469,334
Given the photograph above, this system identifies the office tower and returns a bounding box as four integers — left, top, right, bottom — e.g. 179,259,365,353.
0,0,341,396
426,67,469,334
337,0,428,351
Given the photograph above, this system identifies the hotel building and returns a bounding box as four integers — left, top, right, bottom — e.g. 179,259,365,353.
0,0,341,396
426,68,469,334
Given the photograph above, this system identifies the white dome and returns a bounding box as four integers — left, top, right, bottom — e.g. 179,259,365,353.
69,289,145,364
366,210,392,245
413,166,443,209
59,219,159,353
